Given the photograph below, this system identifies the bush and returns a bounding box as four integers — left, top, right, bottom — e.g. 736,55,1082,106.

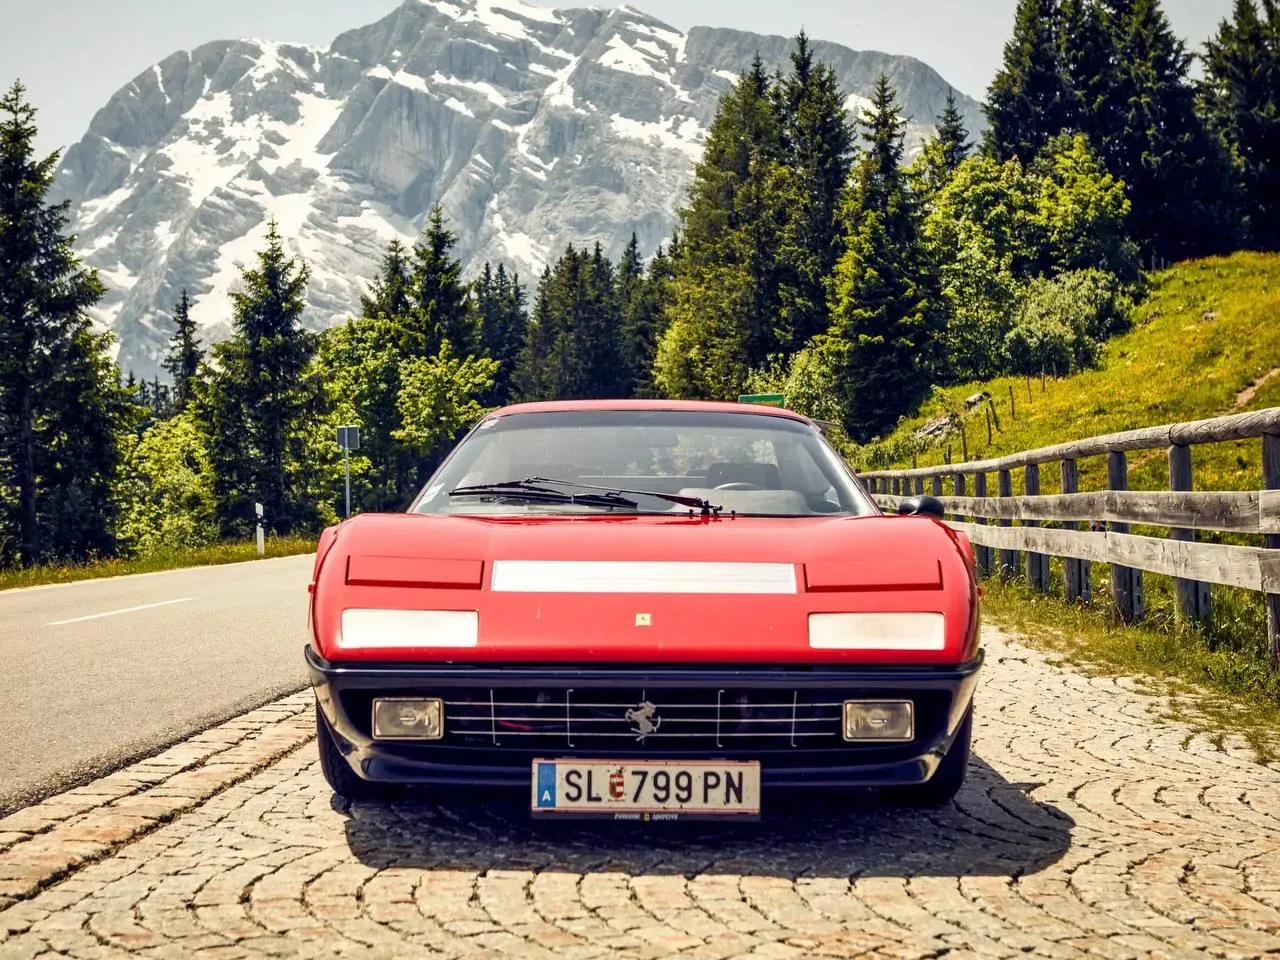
1005,269,1133,376
113,411,218,557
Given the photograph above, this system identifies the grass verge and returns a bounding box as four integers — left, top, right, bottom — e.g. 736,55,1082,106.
0,536,318,591
981,576,1280,765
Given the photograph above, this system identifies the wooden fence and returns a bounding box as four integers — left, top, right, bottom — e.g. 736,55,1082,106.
856,407,1280,671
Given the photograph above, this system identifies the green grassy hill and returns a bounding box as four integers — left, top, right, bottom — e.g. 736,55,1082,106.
856,251,1280,498
855,252,1280,725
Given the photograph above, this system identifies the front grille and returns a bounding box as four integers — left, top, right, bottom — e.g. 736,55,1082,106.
442,687,842,751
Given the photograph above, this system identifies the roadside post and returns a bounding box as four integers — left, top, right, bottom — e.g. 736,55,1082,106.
337,425,361,519
254,502,264,557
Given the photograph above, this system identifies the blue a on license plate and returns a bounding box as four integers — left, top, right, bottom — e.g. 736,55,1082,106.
530,759,761,820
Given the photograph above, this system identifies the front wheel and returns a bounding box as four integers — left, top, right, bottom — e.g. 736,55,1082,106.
888,704,972,807
316,704,389,802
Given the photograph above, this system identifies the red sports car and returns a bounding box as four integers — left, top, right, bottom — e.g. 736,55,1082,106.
306,400,982,817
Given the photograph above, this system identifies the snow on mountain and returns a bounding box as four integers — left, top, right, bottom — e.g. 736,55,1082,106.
53,0,985,379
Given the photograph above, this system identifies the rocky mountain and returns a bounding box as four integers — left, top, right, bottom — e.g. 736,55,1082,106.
54,0,985,379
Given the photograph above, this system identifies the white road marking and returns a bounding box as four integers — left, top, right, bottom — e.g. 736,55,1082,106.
47,597,195,626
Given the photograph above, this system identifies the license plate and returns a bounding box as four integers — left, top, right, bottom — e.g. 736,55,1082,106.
530,759,761,820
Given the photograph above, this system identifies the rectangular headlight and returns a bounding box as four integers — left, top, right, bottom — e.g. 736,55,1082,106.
373,698,443,740
339,609,478,649
843,701,914,741
808,612,945,651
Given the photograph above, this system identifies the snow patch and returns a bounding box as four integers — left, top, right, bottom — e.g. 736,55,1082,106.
422,0,465,16
610,113,703,158
430,72,508,107
454,0,563,42
845,93,874,120
153,220,178,248
492,211,546,272
598,34,671,85
389,70,431,94
714,69,738,83
444,97,475,117
79,187,132,225
97,262,138,292
541,51,581,110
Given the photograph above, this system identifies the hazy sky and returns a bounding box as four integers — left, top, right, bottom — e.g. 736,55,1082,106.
5,0,1233,156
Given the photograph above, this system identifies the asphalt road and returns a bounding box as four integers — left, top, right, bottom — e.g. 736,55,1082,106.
0,555,314,815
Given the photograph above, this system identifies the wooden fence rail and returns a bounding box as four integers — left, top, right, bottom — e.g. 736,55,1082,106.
856,407,1280,671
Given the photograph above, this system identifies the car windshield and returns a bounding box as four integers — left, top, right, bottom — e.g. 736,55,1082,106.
411,409,876,518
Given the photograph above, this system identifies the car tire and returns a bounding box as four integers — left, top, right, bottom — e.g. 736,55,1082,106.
316,704,387,802
889,703,972,807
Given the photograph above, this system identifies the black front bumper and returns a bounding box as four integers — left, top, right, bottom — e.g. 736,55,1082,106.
306,646,984,790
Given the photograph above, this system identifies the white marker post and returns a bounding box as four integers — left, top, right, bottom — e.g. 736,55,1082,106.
254,502,265,557
337,425,361,519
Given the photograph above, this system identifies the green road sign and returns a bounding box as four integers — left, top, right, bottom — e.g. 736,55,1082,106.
738,393,786,407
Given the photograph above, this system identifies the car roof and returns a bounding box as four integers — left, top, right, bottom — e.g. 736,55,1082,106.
487,398,814,424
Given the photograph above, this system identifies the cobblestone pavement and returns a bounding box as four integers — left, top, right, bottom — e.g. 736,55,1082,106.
2,628,1280,960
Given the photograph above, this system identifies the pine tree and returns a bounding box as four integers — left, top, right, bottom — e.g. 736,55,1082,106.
1201,0,1280,249
583,242,625,397
474,261,528,405
616,234,647,394
1060,0,1115,133
410,206,474,356
0,81,132,566
513,267,557,402
361,238,413,321
775,31,856,348
910,90,976,204
821,77,938,442
162,289,201,412
936,90,973,171
656,58,788,397
1092,0,1242,262
198,219,316,536
984,0,1076,163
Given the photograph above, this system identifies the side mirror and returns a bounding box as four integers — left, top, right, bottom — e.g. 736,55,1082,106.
897,495,946,519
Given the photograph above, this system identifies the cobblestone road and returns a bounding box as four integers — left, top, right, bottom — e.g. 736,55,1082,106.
2,629,1279,960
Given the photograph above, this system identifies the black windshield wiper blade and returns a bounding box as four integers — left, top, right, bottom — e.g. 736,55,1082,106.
448,482,638,510
526,477,722,515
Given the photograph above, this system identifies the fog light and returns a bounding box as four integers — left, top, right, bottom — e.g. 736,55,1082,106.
843,700,913,741
372,698,443,740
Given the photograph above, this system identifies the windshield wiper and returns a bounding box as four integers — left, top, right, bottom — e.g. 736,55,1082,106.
448,481,638,511
525,477,723,516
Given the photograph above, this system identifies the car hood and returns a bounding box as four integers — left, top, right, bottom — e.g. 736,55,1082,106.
310,512,979,665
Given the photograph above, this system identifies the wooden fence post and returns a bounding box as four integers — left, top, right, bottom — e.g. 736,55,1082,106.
1263,434,1280,670
998,468,1019,579
1008,385,1016,421
1024,462,1048,591
914,476,925,496
931,473,943,498
1060,459,1088,603
1169,444,1210,624
954,470,966,526
973,472,991,577
892,477,901,497
1108,451,1143,622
